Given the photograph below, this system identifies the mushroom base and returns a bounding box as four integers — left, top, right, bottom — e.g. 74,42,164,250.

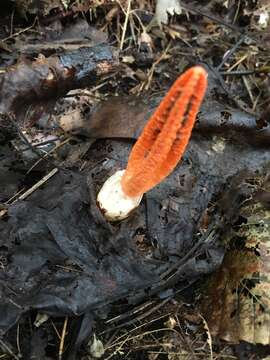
97,170,143,222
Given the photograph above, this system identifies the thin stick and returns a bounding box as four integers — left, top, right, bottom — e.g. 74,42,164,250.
219,70,255,76
0,168,58,218
199,314,213,360
51,320,61,340
9,9,15,38
181,3,246,36
18,168,58,201
139,41,171,92
227,53,248,72
16,323,22,358
8,115,63,171
106,327,180,351
20,138,60,152
26,137,71,174
119,0,132,50
0,339,20,360
2,17,37,42
59,317,68,360
4,187,26,204
219,67,270,76
217,35,246,70
242,68,255,105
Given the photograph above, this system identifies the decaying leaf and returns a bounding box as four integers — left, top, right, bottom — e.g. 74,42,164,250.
14,0,66,16
84,95,149,139
201,176,270,345
16,19,108,54
70,89,270,146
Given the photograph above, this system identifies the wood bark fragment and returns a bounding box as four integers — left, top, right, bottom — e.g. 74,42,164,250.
0,44,118,117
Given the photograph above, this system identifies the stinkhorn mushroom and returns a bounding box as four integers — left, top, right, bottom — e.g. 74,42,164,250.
97,66,208,221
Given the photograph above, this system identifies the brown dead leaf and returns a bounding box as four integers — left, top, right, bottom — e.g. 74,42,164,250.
77,95,151,139
16,19,108,53
15,0,65,16
201,177,270,345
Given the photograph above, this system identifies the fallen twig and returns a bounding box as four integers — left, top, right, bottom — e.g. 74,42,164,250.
0,168,58,218
0,44,118,116
59,317,68,360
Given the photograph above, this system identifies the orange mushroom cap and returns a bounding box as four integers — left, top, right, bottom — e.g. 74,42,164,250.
121,66,208,197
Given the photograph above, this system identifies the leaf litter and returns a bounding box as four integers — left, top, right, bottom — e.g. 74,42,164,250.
0,1,270,359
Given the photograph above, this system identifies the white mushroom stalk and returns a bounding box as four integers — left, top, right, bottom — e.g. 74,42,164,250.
97,170,142,222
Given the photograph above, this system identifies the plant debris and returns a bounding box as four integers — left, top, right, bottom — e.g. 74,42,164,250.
201,175,270,345
0,43,118,118
1,0,270,359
